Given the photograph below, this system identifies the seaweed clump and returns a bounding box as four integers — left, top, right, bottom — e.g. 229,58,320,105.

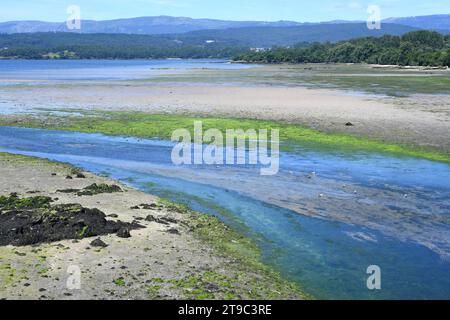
57,183,123,196
0,193,142,246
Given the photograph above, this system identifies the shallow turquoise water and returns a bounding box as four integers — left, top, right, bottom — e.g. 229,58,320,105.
0,126,449,299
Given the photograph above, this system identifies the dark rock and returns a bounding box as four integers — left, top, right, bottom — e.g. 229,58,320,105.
65,175,73,180
166,228,180,235
205,283,220,293
76,184,122,196
160,216,178,224
90,238,108,248
75,173,86,179
345,122,354,126
145,215,157,222
117,228,131,238
0,194,144,246
140,203,161,210
145,215,177,225
130,206,140,210
56,184,123,197
57,188,80,194
131,221,144,229
107,214,119,218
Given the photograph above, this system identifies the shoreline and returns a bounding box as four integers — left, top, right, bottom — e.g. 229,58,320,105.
0,152,308,300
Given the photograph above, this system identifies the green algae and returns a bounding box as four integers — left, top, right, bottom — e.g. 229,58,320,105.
1,110,448,163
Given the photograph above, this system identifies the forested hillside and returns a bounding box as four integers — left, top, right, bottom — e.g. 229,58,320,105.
182,23,417,47
0,33,246,59
234,31,450,66
1,29,448,65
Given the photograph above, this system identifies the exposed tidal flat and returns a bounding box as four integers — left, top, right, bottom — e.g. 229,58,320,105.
0,152,306,300
1,61,449,153
0,60,450,299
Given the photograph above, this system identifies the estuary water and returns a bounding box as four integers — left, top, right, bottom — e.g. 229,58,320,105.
0,59,253,81
0,126,449,300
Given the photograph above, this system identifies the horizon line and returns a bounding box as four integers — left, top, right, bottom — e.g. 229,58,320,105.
1,13,449,24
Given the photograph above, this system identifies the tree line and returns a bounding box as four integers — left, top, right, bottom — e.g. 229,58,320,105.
233,31,450,67
0,32,247,59
0,45,246,60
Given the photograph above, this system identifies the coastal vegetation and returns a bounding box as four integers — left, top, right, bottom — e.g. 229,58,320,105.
234,31,450,67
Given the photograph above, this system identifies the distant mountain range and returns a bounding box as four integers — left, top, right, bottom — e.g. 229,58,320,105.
383,14,450,30
0,16,302,34
179,23,419,47
0,23,420,49
0,14,448,35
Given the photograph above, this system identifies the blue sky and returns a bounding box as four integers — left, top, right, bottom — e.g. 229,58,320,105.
0,0,448,22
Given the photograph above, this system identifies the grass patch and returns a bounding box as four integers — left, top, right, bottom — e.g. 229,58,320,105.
113,278,126,286
0,152,87,179
0,263,16,288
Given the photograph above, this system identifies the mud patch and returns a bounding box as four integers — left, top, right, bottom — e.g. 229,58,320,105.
0,194,143,246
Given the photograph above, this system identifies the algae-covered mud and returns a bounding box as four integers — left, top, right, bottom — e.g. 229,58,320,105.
1,110,448,163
